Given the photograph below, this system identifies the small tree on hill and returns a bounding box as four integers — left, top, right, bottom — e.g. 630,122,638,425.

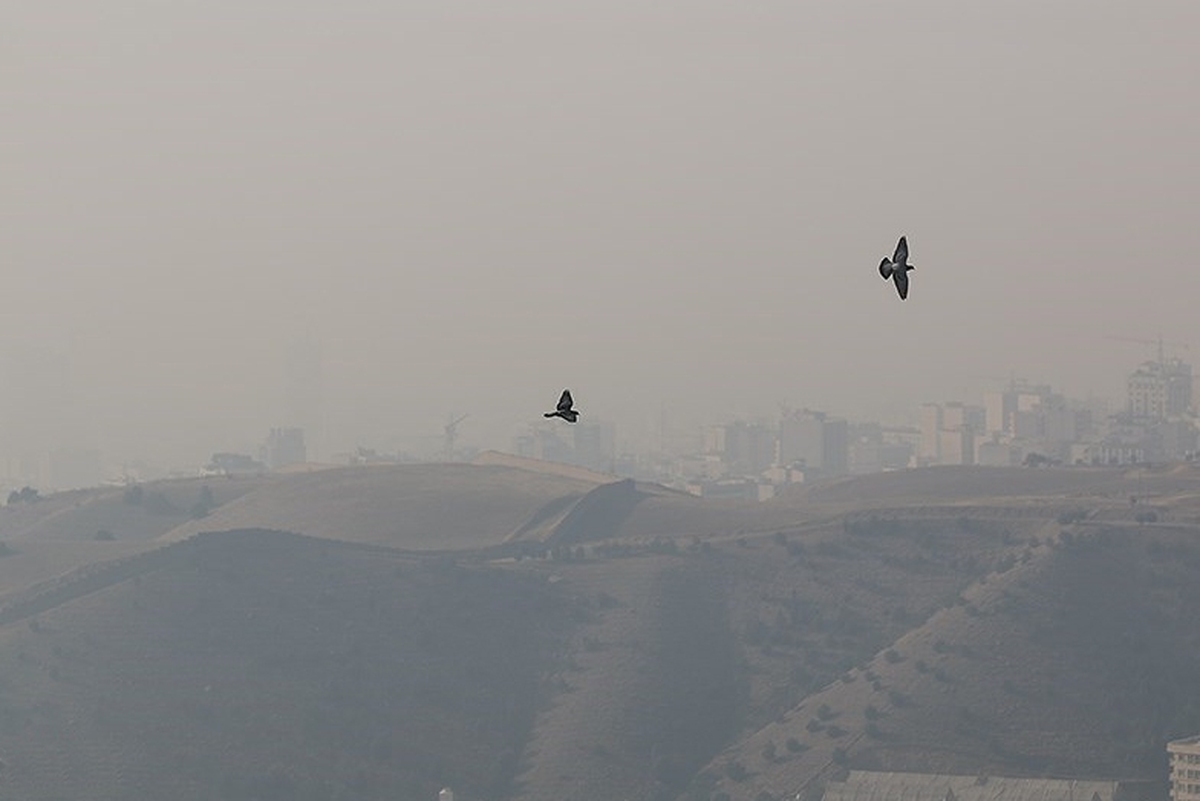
724,759,748,782
7,486,40,505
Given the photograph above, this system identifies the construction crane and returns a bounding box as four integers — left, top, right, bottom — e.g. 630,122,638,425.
1104,334,1190,366
443,413,468,461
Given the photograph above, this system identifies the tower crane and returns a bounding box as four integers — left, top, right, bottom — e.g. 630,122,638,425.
443,414,469,461
1104,334,1190,366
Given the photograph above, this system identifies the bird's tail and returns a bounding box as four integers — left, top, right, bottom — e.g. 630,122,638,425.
879,258,893,279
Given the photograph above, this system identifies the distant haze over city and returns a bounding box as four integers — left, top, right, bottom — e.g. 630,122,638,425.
6,2,1198,473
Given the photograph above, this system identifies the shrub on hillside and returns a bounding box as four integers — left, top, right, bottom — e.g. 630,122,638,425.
724,759,748,782
6,486,40,505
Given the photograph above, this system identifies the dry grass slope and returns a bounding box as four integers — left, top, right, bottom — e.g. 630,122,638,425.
157,463,603,550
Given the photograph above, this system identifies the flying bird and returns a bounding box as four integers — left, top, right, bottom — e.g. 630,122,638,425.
544,389,579,423
878,236,915,300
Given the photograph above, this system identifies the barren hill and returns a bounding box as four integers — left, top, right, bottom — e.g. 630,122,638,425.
0,476,275,602
157,463,606,549
1,462,1199,801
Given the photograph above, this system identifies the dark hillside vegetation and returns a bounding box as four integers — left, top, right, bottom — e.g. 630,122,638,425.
697,522,1200,801
0,530,576,801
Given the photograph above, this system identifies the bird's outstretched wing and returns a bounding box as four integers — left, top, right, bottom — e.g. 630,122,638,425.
893,271,909,300
893,236,908,265
557,389,574,412
879,258,893,279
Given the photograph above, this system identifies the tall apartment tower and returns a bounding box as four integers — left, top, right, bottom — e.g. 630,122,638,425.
263,427,306,469
779,410,847,476
283,330,324,461
1128,358,1192,419
1168,736,1200,801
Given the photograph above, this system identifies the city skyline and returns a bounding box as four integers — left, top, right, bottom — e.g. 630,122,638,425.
4,341,1194,491
6,2,1199,480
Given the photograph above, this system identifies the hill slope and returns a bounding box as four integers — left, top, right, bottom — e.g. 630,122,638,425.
158,463,604,549
0,529,575,801
693,520,1200,801
2,463,1200,801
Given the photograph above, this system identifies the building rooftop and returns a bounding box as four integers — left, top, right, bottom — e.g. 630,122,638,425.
824,771,1123,801
1169,735,1200,747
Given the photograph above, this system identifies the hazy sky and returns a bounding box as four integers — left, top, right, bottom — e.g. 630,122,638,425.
5,1,1199,469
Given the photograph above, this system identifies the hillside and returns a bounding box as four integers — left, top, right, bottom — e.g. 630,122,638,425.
692,517,1200,801
0,530,575,801
0,476,275,600
157,463,605,549
1,462,1200,800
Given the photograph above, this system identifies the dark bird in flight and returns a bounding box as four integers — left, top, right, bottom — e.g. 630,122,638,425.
544,389,579,423
878,236,915,300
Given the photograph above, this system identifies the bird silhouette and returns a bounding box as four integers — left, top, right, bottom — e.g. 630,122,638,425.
544,389,579,423
878,236,914,299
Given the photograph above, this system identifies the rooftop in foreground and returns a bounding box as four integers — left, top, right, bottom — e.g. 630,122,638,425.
824,771,1142,801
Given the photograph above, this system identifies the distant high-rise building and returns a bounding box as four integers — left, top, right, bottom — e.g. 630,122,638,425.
779,410,847,476
920,402,983,465
703,425,727,456
919,403,942,463
721,421,776,475
1128,358,1192,419
283,331,324,461
984,383,1055,436
262,427,306,469
514,426,572,464
938,427,974,466
984,389,1017,435
573,421,616,473
822,417,849,475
